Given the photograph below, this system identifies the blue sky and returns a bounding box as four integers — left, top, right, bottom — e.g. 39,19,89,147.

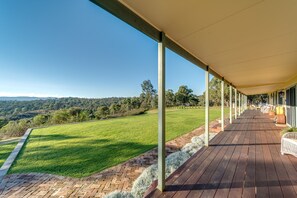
0,0,207,98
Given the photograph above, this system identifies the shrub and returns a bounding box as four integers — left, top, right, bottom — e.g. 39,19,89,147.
50,109,70,124
104,191,134,198
78,110,90,122
33,114,49,126
0,118,8,128
131,164,157,198
109,104,121,115
281,127,297,135
107,108,147,119
131,151,190,198
123,108,146,116
0,119,31,138
165,151,190,177
95,106,110,119
191,136,204,145
181,143,203,156
198,133,217,141
67,107,91,122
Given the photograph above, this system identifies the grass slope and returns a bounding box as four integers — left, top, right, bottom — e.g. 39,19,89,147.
0,142,17,167
10,108,228,178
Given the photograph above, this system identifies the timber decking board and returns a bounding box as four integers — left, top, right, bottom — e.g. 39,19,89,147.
172,127,236,198
159,125,234,198
147,110,297,198
254,126,269,198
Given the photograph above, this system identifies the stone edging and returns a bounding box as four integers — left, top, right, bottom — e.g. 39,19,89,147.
0,128,32,182
0,138,21,146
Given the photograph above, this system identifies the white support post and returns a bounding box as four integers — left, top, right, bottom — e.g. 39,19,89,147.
245,96,247,110
243,95,245,111
242,94,244,112
244,95,246,111
229,86,232,124
221,79,224,131
205,66,209,146
241,94,243,113
238,93,241,116
242,95,244,111
241,94,244,113
235,89,237,119
243,95,245,112
157,32,165,191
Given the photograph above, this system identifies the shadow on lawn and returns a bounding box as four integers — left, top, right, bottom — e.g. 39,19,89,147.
0,143,18,167
10,134,155,178
28,134,88,141
85,138,111,144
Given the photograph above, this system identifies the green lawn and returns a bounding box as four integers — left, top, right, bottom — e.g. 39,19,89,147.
0,142,17,167
10,107,228,178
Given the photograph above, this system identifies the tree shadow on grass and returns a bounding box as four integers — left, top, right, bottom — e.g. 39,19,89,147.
9,136,155,178
0,143,17,167
85,138,111,144
28,134,88,141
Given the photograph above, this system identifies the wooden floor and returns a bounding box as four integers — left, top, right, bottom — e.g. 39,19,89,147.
147,110,297,198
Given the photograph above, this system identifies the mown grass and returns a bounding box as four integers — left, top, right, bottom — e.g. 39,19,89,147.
0,142,17,167
10,107,229,178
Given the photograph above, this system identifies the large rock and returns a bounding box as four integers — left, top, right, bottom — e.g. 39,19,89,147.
181,143,203,156
165,151,191,177
131,164,157,198
191,136,204,145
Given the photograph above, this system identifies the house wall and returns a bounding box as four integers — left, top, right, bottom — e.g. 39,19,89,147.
283,84,297,127
267,75,297,127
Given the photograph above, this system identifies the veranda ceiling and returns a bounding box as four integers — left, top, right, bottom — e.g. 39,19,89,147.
95,0,297,95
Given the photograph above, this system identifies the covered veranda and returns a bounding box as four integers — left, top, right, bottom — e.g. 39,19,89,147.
91,0,297,197
147,110,297,197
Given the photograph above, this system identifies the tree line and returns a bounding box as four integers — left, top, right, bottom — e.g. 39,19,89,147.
0,78,231,138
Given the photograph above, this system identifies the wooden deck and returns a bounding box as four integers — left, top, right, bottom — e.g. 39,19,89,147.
147,110,297,198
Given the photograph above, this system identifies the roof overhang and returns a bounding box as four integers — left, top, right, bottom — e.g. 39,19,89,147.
91,0,297,95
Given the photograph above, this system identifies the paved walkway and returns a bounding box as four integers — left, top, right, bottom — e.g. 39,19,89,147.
0,138,20,146
0,119,226,198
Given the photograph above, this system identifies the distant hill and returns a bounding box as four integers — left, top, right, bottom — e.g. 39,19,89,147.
0,97,127,120
0,97,55,101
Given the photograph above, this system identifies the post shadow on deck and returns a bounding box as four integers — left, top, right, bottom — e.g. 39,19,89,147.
221,78,224,132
